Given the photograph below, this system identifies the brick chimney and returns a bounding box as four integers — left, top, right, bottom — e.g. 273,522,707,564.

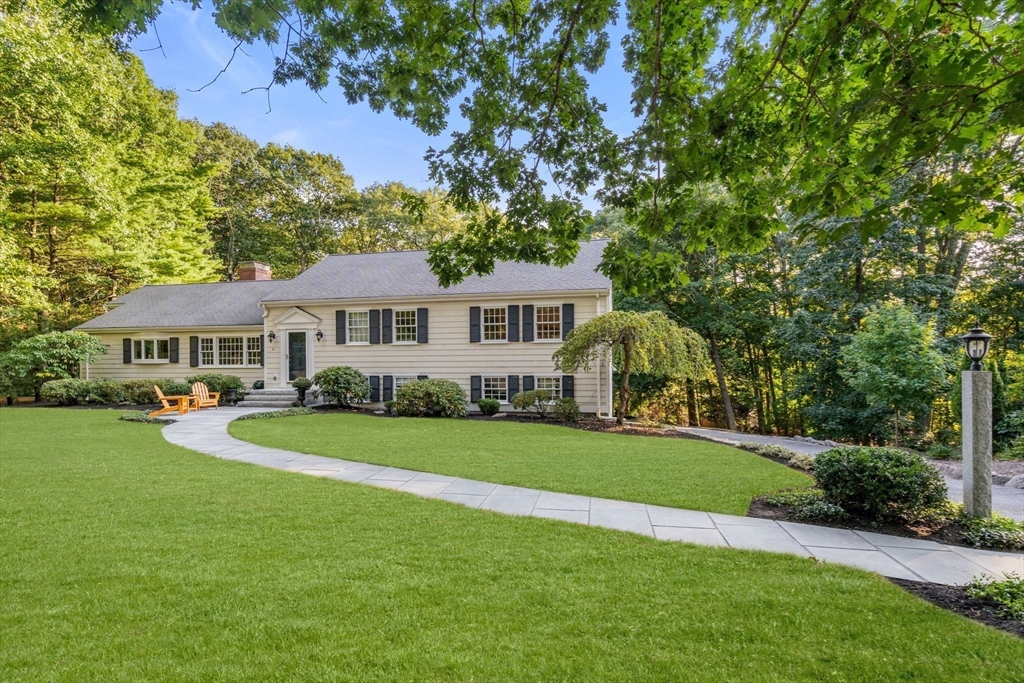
236,261,272,281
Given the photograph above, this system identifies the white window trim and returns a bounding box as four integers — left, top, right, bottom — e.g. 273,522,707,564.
347,310,371,345
482,374,510,404
393,375,419,392
132,337,171,364
480,304,509,344
393,309,418,345
534,375,563,401
533,303,563,343
198,335,263,368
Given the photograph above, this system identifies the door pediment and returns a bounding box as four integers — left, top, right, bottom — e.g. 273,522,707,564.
271,306,321,327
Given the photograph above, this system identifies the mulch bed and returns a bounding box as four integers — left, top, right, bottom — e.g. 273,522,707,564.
748,497,976,548
889,578,1024,638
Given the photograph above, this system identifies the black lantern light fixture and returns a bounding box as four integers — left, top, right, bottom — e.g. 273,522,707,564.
315,329,324,342
267,331,276,343
962,325,992,371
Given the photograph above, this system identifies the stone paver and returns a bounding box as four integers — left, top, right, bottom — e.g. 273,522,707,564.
160,408,1024,586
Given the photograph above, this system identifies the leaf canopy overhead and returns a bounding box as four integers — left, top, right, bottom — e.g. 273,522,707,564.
72,0,1024,286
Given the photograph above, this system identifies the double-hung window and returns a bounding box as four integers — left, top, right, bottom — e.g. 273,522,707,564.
483,376,508,402
217,337,245,366
246,337,262,366
394,376,416,392
536,376,561,399
200,337,215,366
348,311,370,343
133,338,170,362
535,305,561,340
482,307,507,341
394,310,417,343
198,335,261,367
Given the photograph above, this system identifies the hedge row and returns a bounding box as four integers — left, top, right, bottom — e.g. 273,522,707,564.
40,375,244,406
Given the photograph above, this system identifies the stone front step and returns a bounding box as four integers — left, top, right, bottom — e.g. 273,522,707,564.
247,388,300,396
238,400,298,408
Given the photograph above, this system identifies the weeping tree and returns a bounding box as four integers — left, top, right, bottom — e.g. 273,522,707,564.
553,311,708,424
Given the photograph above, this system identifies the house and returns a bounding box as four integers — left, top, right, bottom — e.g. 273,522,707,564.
77,241,614,415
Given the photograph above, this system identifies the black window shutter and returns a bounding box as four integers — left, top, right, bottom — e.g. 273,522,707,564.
369,375,380,402
336,310,346,344
382,309,393,344
417,308,428,343
123,338,132,364
507,305,520,342
523,375,535,392
508,375,520,398
383,375,393,401
562,375,575,399
169,337,179,363
522,305,534,342
417,374,428,380
469,306,481,343
369,309,381,344
189,336,199,367
470,375,482,403
259,335,265,367
562,303,575,338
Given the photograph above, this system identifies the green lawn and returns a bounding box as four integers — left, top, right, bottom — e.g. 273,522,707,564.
231,412,811,515
1,409,1021,681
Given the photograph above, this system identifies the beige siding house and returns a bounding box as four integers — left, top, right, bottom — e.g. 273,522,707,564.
77,241,613,415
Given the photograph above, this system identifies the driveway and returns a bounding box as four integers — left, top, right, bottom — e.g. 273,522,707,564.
676,427,1024,522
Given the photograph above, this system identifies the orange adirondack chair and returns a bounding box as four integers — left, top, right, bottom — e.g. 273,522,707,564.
190,382,220,410
150,385,193,417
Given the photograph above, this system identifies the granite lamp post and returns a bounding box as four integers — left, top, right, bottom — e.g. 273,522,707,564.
961,325,993,517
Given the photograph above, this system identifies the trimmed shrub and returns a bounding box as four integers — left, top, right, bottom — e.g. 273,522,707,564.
395,379,468,418
311,366,369,407
813,447,947,521
236,407,316,421
383,400,396,415
510,389,553,417
292,377,312,390
477,398,501,416
553,397,581,423
119,379,158,404
86,378,126,404
40,378,92,405
186,374,245,401
159,381,193,398
119,411,175,424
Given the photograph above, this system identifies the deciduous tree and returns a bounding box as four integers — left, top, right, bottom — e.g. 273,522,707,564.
553,310,707,424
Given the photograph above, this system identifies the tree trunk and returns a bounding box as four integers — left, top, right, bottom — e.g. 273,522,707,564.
708,331,736,431
617,339,632,425
685,378,698,426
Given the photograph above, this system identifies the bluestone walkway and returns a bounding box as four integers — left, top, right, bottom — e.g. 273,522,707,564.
677,426,1024,521
162,408,1023,586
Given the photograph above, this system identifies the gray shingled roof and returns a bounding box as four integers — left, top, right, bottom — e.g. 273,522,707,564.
262,239,611,302
76,281,281,330
76,241,611,329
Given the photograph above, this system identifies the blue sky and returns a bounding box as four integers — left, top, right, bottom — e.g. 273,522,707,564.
132,6,638,204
